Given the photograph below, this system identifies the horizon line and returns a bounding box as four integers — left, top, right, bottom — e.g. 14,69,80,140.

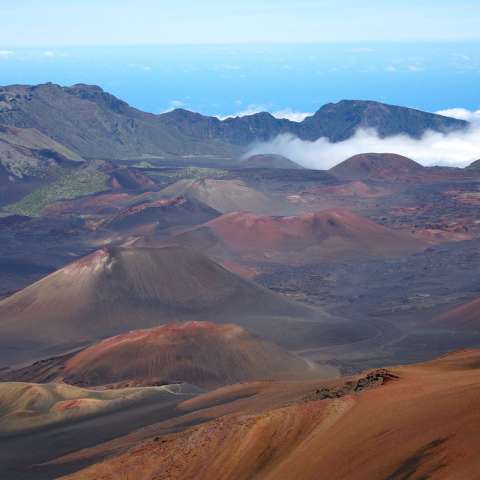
3,39,480,49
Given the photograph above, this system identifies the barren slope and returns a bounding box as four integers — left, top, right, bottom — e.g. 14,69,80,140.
330,153,424,180
63,349,480,480
435,296,480,330
0,246,352,366
0,381,188,436
159,178,278,214
97,196,219,235
240,154,303,169
57,322,312,388
171,208,427,265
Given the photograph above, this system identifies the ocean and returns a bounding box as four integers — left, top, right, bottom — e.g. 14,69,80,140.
1,42,479,117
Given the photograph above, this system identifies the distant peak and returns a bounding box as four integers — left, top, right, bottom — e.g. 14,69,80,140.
315,99,397,113
69,83,105,92
168,108,197,115
159,108,219,122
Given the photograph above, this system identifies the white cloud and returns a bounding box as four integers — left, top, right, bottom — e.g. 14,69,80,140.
40,50,69,58
407,64,425,72
220,105,312,122
170,100,184,108
160,99,186,113
0,50,14,59
245,125,480,169
436,108,480,125
221,105,266,118
272,109,313,122
127,63,153,72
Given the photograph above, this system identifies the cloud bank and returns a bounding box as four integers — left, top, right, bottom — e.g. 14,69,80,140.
436,108,480,125
272,109,313,123
246,118,480,169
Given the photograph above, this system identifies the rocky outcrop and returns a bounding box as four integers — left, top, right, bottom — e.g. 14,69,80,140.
304,369,399,401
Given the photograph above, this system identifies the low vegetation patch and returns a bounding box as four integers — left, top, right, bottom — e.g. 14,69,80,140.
148,166,229,179
3,161,109,217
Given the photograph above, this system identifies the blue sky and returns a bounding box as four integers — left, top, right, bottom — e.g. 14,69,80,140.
1,1,480,46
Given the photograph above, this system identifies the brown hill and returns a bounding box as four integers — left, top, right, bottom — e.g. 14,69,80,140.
170,209,427,265
62,349,480,480
159,178,278,214
0,246,352,367
330,153,424,180
435,297,480,330
0,381,188,437
240,154,303,169
98,196,219,234
59,322,312,388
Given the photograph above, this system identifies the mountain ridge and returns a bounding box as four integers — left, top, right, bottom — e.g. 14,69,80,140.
0,83,468,161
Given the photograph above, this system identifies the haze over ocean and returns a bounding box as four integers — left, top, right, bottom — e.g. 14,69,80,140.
1,43,479,117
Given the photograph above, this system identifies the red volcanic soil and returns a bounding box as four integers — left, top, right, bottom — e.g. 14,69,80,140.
408,227,473,244
445,188,480,206
0,246,352,366
108,168,156,190
218,259,259,278
44,192,134,215
61,349,480,480
330,153,424,180
389,206,474,244
62,322,312,388
435,297,480,330
315,180,388,198
171,208,427,265
56,399,85,411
